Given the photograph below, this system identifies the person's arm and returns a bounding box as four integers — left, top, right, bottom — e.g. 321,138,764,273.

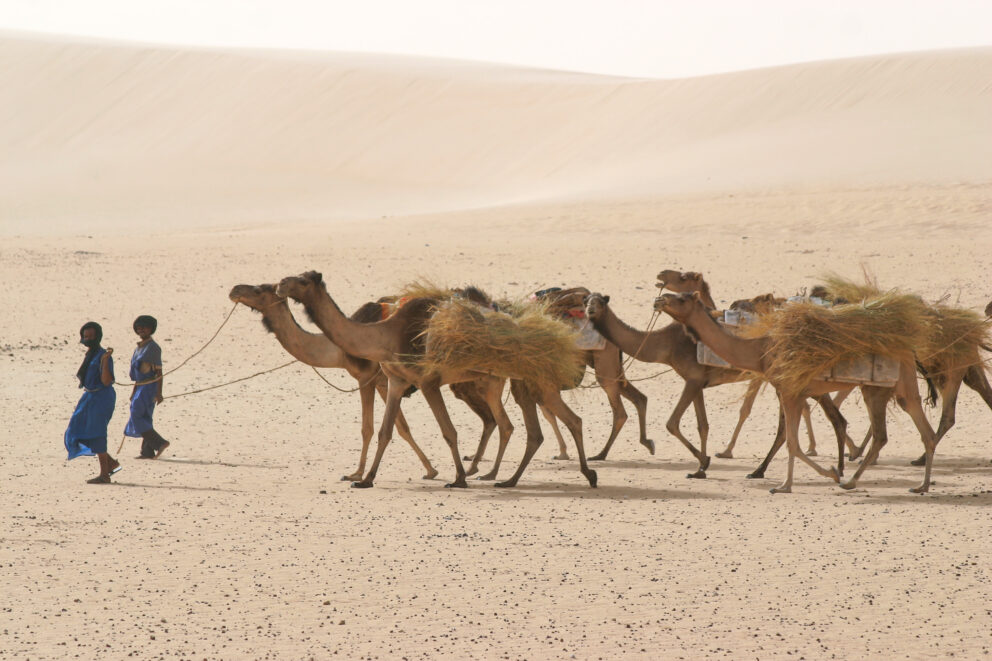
154,366,164,403
100,349,114,386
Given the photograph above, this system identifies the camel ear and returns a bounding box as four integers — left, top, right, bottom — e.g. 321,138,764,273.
311,271,323,284
603,295,610,304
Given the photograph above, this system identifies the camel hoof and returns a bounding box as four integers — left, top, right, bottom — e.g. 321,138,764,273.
838,480,856,490
351,480,374,489
341,473,363,482
444,480,468,489
494,480,517,488
806,449,818,457
746,471,765,479
461,454,477,462
641,439,656,455
828,466,841,483
700,456,711,471
910,454,926,466
476,472,498,481
585,469,598,488
554,454,570,461
588,453,606,462
465,466,479,476
686,470,706,479
422,470,439,480
769,486,791,494
715,451,733,459
909,485,930,494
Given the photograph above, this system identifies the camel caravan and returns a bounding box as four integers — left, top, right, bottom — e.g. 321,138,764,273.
228,270,992,494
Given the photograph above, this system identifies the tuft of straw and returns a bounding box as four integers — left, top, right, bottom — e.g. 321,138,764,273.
416,298,584,391
918,304,992,382
741,288,930,395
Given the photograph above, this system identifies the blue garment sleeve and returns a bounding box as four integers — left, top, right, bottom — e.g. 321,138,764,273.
144,341,162,367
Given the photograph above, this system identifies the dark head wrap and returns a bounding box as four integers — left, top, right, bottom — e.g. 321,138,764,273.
133,315,158,334
76,321,103,387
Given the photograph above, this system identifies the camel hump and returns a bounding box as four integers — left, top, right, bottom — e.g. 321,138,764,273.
350,302,386,324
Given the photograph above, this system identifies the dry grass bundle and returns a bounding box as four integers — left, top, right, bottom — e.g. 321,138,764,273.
416,299,584,391
919,304,992,376
741,290,931,395
398,279,457,302
818,272,883,303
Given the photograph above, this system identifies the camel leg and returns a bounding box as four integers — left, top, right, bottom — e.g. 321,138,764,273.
692,393,709,473
539,388,596,488
771,394,839,494
894,370,938,493
801,401,817,455
476,379,515,481
911,370,962,466
588,375,628,461
814,394,848,478
352,377,407,489
496,381,546,488
719,379,761,459
963,363,992,411
451,382,497,475
746,404,785,479
849,426,874,461
373,380,438,480
618,378,653,455
418,381,468,488
665,382,710,478
539,405,569,460
342,381,376,482
839,386,891,490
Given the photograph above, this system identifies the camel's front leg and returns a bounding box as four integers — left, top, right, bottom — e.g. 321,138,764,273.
720,379,761,458
541,388,596,487
539,405,569,460
665,382,709,478
839,386,890,490
342,381,377,481
352,377,406,489
476,379,515,481
800,401,816,455
376,379,438,480
450,381,496,476
588,375,627,461
911,372,960,466
771,395,839,494
419,381,467,488
618,379,653,455
496,381,545,488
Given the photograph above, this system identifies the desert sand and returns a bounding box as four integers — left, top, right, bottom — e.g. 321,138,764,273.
2,33,991,659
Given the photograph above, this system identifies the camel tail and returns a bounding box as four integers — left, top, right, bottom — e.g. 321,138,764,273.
403,384,419,398
915,360,938,407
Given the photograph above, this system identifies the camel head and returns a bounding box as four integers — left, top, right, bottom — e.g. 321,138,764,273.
730,293,779,315
276,271,324,302
656,270,705,294
653,291,703,322
229,283,285,310
582,293,610,321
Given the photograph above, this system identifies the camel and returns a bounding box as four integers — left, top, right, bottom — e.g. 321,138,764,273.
529,287,652,461
656,270,823,459
229,283,444,481
654,291,939,494
276,272,597,489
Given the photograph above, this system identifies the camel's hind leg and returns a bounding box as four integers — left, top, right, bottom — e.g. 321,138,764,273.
839,386,891,490
539,405,569,460
353,377,407,489
911,369,963,466
895,370,938,494
746,404,785,479
476,379,515,481
344,381,377,482
451,381,497,475
371,380,438,480
496,381,546,488
588,372,628,461
419,381,469,488
800,401,817,455
771,394,839,494
540,387,596,488
665,382,710,478
618,377,652,455
814,394,849,478
719,379,761,459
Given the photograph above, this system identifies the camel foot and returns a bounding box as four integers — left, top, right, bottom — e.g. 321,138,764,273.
584,469,598,488
828,465,841,483
553,453,570,461
494,479,518,488
465,465,479,476
715,450,734,459
341,472,363,482
461,454,478,462
700,456,711,471
444,479,468,489
640,438,656,455
838,480,857,490
475,471,498,481
351,480,374,489
910,453,926,466
806,448,818,457
746,470,765,479
909,484,930,494
769,485,792,494
588,452,607,462
686,469,707,479
422,469,439,480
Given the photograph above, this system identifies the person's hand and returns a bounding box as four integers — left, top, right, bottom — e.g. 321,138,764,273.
155,394,164,404
104,348,114,357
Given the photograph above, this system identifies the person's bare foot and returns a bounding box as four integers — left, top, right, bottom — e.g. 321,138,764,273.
86,474,111,484
108,459,122,475
154,441,170,459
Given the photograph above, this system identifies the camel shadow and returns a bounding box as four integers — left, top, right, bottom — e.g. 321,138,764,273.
155,457,287,470
861,489,992,506
461,481,729,501
110,481,245,493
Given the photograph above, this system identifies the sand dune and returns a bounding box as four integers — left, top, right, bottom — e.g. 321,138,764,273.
2,33,990,234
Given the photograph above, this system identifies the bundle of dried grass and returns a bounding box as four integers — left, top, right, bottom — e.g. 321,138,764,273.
398,279,458,302
741,289,931,395
416,298,584,391
818,272,883,303
919,304,992,377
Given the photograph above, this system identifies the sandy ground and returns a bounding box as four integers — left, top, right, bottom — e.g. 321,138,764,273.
2,34,992,660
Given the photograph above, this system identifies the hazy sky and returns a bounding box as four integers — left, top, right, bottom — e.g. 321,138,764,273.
2,0,989,77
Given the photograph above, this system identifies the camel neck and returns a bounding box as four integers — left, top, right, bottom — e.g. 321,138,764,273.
697,281,717,310
590,304,674,363
680,304,766,374
301,287,393,363
262,300,347,368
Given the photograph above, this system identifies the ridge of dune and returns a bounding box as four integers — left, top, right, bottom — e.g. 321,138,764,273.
1,32,990,234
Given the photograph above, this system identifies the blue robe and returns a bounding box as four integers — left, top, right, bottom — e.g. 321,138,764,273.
64,349,116,458
124,340,162,437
